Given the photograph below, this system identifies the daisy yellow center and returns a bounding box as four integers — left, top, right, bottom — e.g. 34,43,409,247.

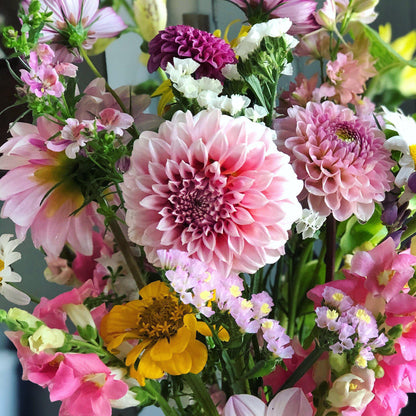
136,295,191,340
356,309,371,324
0,259,4,272
409,144,416,167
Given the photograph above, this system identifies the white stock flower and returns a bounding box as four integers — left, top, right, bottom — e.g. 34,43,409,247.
296,209,327,239
0,234,30,305
383,106,416,187
175,76,200,98
165,57,200,83
219,95,251,116
221,63,242,81
234,18,295,60
245,105,268,122
196,77,223,95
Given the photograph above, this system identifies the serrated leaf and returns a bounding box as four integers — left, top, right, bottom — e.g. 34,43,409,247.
359,23,416,74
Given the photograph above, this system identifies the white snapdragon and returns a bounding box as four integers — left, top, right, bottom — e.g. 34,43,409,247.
234,18,296,60
296,209,327,239
382,106,416,187
0,234,30,305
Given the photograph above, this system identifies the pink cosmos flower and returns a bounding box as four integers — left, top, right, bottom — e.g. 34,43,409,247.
38,0,127,50
0,117,104,257
274,101,394,222
227,0,319,35
147,25,237,81
121,109,303,275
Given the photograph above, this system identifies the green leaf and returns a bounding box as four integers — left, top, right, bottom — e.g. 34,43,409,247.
359,23,416,74
241,359,277,379
244,74,268,109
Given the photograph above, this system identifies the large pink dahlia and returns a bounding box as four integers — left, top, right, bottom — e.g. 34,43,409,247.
274,101,394,222
147,25,237,81
121,109,302,275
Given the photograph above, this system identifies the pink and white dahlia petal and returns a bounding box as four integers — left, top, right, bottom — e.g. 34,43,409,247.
274,101,394,222
122,109,302,275
223,394,267,416
267,387,313,416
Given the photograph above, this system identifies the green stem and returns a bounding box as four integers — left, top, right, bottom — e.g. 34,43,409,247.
108,218,146,289
119,0,136,23
183,373,220,416
142,382,177,416
277,346,324,393
78,47,140,140
325,215,336,284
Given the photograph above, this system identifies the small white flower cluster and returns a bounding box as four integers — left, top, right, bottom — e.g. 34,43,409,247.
234,18,299,61
165,58,268,120
296,208,327,239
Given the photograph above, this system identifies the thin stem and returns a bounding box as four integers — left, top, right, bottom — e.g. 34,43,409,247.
79,47,140,140
119,0,136,23
183,374,220,416
108,218,146,289
325,214,336,283
276,346,324,393
142,382,178,416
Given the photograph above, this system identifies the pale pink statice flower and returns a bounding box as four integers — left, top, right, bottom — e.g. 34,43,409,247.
122,109,302,275
0,117,104,257
38,0,127,51
96,108,134,136
0,234,30,305
275,101,394,222
261,319,294,358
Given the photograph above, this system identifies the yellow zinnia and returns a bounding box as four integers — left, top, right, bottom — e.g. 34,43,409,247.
100,281,209,385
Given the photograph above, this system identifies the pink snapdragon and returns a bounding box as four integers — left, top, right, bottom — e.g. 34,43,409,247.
20,44,77,98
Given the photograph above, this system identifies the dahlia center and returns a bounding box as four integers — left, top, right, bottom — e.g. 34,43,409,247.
332,122,362,144
170,176,226,230
136,295,191,340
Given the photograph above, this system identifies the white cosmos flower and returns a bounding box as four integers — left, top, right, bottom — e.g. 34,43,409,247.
383,106,416,187
0,234,30,305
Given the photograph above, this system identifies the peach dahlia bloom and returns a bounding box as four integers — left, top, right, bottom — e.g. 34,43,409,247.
275,101,394,222
121,109,302,275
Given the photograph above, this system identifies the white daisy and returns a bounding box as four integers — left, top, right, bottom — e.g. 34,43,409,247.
0,234,30,305
383,106,416,187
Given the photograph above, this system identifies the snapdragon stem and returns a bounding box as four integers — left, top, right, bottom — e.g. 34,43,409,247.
79,47,140,140
183,374,220,416
108,218,146,290
276,345,324,393
325,214,336,283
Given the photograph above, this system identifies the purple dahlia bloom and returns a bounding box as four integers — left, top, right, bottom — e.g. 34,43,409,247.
147,25,237,81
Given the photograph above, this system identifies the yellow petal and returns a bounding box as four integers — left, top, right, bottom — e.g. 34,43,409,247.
378,23,392,43
195,321,212,337
138,350,164,379
161,351,192,375
217,327,230,342
140,281,170,299
187,339,208,374
150,338,173,361
126,339,152,367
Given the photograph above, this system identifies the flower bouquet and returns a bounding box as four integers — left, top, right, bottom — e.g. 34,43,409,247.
1,0,416,415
